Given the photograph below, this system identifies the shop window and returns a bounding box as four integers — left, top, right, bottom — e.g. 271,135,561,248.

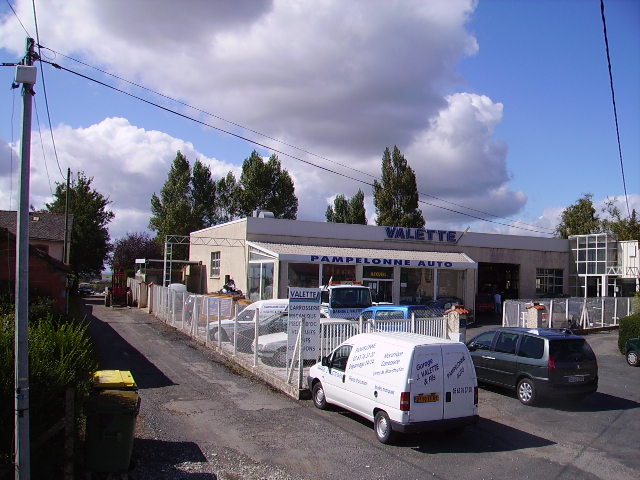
400,268,433,305
321,264,356,285
437,269,465,304
248,261,274,301
288,263,319,288
535,268,563,295
210,251,220,277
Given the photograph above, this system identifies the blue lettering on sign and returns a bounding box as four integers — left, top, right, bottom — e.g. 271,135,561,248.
385,227,458,244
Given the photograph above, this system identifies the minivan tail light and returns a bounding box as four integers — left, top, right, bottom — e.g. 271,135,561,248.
400,392,410,411
548,354,556,373
474,386,478,405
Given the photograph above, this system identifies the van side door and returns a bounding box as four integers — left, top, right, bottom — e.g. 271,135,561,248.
486,331,521,387
323,344,353,407
442,345,478,420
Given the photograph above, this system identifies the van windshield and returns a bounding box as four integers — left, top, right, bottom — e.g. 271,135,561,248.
330,288,372,308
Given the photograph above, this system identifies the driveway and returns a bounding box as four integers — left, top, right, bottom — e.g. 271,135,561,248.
83,298,640,480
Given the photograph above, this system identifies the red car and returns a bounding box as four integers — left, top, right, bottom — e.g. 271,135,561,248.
475,293,495,313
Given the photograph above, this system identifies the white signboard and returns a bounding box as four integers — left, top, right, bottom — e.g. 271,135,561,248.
287,287,321,365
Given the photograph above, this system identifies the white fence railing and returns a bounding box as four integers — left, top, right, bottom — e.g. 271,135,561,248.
503,296,636,329
141,284,452,391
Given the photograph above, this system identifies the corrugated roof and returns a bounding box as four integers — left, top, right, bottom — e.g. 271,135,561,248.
249,241,476,265
0,210,72,242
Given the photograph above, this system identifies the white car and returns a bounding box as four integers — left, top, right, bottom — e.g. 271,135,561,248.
254,317,354,367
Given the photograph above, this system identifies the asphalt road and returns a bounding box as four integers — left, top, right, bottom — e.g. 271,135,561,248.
83,299,640,480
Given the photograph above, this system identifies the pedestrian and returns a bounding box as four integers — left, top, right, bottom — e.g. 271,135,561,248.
494,291,502,314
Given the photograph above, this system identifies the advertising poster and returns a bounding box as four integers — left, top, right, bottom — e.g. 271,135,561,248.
287,287,321,365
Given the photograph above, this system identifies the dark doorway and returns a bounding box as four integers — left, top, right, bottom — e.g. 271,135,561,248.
478,263,520,299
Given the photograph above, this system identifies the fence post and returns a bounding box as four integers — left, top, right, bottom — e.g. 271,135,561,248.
614,298,618,325
254,308,260,367
548,300,554,328
410,312,416,333
601,297,605,327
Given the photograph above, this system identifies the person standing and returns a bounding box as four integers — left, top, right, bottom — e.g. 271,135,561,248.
494,291,502,314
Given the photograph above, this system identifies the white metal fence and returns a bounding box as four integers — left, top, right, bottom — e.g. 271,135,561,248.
142,284,451,391
503,297,637,329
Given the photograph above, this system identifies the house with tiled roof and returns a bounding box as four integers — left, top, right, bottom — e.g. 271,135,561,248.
0,211,73,312
0,210,72,263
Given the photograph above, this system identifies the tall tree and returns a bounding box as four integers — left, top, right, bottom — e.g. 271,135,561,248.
215,172,240,224
45,171,114,277
326,189,367,224
601,199,640,242
236,151,298,219
555,193,601,238
149,151,194,259
111,232,163,270
191,159,218,229
373,146,424,228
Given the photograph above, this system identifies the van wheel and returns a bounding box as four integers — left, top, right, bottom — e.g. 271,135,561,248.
627,350,640,367
517,378,536,405
312,382,328,410
374,411,394,444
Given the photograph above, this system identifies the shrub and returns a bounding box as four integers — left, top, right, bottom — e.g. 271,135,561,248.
618,313,640,354
0,308,98,477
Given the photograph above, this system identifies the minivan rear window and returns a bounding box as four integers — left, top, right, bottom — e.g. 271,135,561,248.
549,339,595,361
518,336,544,359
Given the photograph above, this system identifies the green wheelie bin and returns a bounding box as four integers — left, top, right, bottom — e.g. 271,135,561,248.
85,370,140,474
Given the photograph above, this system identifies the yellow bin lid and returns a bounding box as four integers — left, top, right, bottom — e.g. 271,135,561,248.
92,370,137,389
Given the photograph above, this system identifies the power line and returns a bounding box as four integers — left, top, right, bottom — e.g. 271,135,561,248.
4,0,31,37
39,58,554,236
600,0,631,218
31,0,65,180
37,45,554,234
33,98,53,195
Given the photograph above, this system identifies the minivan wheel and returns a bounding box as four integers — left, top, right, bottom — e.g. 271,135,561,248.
627,350,640,367
517,378,536,405
374,411,394,444
312,382,328,410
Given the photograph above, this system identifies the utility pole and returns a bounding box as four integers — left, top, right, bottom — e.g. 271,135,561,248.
14,37,37,480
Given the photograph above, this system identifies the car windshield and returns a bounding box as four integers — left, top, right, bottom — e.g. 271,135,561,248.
330,288,372,308
550,339,595,361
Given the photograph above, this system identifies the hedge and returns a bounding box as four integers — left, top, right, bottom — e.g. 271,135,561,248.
618,313,640,354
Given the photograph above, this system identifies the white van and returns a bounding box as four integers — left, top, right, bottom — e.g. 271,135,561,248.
307,332,479,443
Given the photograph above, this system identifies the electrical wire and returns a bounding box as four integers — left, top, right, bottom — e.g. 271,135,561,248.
600,0,631,218
33,98,53,195
39,58,554,236
4,0,31,37
37,44,555,234
31,0,65,180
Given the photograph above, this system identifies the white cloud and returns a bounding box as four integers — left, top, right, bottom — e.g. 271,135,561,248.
0,0,536,237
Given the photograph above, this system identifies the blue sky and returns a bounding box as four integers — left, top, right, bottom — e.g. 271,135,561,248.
0,0,638,241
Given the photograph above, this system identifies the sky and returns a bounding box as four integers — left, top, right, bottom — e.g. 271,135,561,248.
0,0,638,243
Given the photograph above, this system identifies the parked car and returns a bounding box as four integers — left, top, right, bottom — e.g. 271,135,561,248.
466,327,598,405
78,283,93,295
359,304,444,321
625,338,640,367
254,318,349,367
475,293,494,313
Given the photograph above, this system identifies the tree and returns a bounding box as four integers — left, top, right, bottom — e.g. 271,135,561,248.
236,151,298,219
149,151,195,259
326,189,367,224
191,159,218,229
45,171,114,278
215,171,240,224
111,232,163,270
373,146,424,228
601,199,640,242
555,193,601,238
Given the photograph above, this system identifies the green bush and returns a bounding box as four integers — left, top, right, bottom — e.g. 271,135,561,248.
618,313,640,354
0,309,98,477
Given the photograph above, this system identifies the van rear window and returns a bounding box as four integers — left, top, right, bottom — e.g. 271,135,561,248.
550,339,595,361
